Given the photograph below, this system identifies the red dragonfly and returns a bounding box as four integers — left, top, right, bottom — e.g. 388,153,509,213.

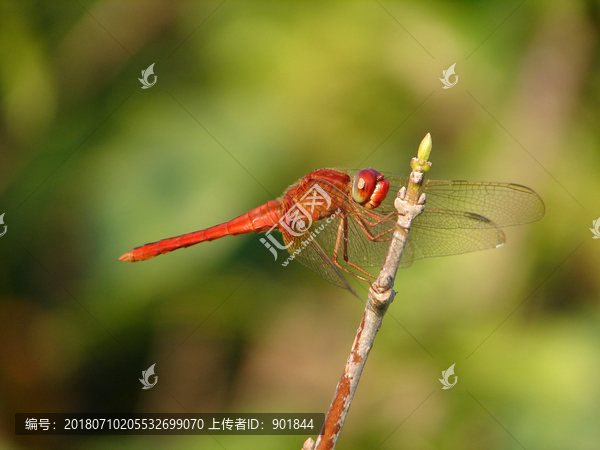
120,168,544,295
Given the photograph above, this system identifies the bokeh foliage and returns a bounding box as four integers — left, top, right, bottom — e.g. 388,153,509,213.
1,0,600,449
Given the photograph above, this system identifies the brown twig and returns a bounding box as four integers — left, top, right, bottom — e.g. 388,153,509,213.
304,134,432,450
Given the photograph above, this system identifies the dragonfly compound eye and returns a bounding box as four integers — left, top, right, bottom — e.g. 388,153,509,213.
352,169,389,209
352,169,377,204
367,175,389,209
352,168,385,206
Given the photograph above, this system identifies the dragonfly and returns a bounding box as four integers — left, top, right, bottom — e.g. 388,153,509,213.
120,168,545,296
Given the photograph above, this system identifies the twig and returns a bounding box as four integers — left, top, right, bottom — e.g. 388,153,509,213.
304,134,433,450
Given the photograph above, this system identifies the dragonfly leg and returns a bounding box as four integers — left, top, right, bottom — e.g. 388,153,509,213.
332,214,377,282
360,209,397,228
352,213,397,242
302,231,360,298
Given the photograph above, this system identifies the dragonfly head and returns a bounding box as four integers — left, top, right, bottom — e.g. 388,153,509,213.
352,169,389,210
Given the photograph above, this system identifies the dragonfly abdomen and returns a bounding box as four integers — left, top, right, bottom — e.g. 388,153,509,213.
119,201,282,262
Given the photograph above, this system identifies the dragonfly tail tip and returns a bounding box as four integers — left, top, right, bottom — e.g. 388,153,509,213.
119,252,135,262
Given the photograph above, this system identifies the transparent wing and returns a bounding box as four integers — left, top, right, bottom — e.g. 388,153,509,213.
282,229,358,295
274,171,544,292
409,209,505,259
345,170,543,260
377,175,545,227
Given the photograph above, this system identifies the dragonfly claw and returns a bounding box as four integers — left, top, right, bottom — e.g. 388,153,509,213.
417,193,426,205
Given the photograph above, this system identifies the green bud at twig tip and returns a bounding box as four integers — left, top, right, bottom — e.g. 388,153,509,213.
410,133,433,173
418,133,432,161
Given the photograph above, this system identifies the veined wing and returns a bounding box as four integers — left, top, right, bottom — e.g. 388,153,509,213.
282,229,359,296
379,175,545,227
346,170,543,261
408,209,505,260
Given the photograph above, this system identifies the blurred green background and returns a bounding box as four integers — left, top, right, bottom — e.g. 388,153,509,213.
1,0,599,449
